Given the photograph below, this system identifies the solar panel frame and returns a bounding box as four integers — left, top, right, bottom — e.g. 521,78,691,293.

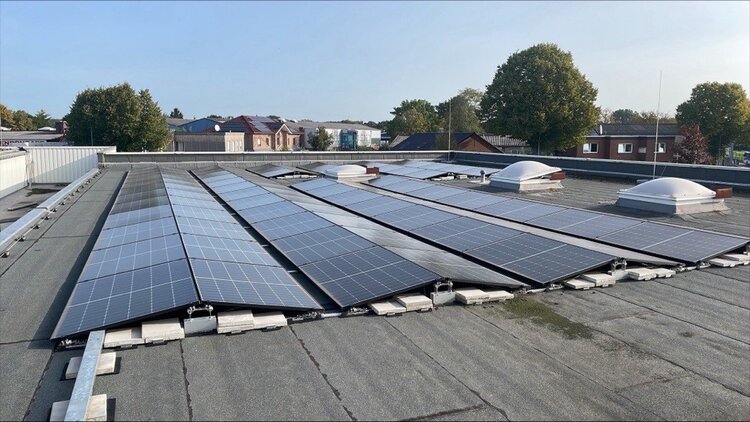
236,201,307,223
94,217,179,250
227,193,285,211
175,216,254,241
251,211,335,241
376,204,460,231
293,178,338,192
102,205,174,229
271,225,376,267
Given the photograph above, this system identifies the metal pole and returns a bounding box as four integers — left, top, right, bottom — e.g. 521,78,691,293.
90,126,93,146
64,330,105,421
448,99,452,151
652,70,662,179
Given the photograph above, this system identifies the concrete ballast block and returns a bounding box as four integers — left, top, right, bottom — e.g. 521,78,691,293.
217,309,255,334
708,258,738,268
65,352,117,380
486,290,514,302
395,294,434,312
369,300,407,316
580,272,617,287
50,394,108,422
564,279,596,290
455,288,490,305
627,268,660,281
722,253,749,264
653,267,677,278
141,318,185,343
103,326,144,348
253,312,287,329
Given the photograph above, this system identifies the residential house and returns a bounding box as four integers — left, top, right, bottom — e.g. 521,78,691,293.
561,123,681,162
481,135,531,154
166,118,194,131
179,117,225,133
173,132,245,152
389,132,500,153
287,121,381,150
218,115,302,151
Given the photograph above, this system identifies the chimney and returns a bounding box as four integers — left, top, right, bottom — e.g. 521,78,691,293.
599,124,604,135
55,120,68,134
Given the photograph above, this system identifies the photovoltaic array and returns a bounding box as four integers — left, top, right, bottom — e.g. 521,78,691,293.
367,175,749,264
193,168,441,307
293,178,615,285
367,160,501,179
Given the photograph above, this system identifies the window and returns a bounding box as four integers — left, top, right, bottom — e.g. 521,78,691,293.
656,142,666,153
583,143,598,153
617,143,633,153
257,138,261,146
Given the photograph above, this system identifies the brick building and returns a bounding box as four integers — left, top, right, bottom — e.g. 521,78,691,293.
389,132,500,153
218,116,303,151
562,123,681,162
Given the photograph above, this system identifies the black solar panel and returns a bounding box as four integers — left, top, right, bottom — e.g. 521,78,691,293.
526,208,601,230
501,245,614,284
171,204,237,223
293,178,338,192
413,217,521,252
643,230,749,263
52,259,199,339
271,226,375,266
191,259,321,309
474,199,539,218
596,222,686,249
465,234,564,266
228,193,285,211
499,202,565,223
347,197,414,216
94,217,178,250
306,183,357,198
299,247,439,307
211,182,253,194
252,211,334,240
103,205,174,229
409,186,466,200
79,233,186,282
175,216,253,241
559,215,643,238
115,188,168,203
220,185,271,201
110,195,170,213
437,191,510,209
236,201,307,223
168,195,225,210
377,204,459,231
182,234,278,266
324,189,381,206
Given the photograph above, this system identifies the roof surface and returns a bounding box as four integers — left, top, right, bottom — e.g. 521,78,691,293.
0,131,64,141
0,165,748,421
390,132,476,151
590,123,680,136
289,121,379,131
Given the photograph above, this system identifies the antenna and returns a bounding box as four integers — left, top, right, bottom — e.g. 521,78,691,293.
652,70,663,179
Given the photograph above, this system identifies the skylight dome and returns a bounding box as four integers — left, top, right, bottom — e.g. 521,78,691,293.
617,177,728,214
491,161,562,182
324,164,367,179
621,177,715,200
489,161,564,192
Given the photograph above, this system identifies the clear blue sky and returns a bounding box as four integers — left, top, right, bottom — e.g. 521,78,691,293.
1,1,748,121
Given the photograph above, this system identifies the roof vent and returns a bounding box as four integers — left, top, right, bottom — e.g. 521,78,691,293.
324,164,371,180
617,177,729,214
489,161,564,192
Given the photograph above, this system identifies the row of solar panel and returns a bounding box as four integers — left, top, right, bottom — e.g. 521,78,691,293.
367,175,749,263
369,160,501,179
293,178,615,285
193,168,441,307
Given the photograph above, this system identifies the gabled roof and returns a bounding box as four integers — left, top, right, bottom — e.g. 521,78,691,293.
166,118,194,127
589,123,680,137
289,121,379,131
482,135,529,147
389,132,479,151
219,116,302,135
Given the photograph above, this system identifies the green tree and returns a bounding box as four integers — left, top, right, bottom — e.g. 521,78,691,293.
12,110,35,130
66,82,170,151
388,99,438,135
0,104,16,129
32,109,51,128
308,127,333,151
611,109,639,124
169,108,183,118
676,82,750,159
631,110,676,124
480,43,599,154
437,88,484,133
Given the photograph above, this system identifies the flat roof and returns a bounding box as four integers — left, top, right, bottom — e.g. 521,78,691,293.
1,164,748,421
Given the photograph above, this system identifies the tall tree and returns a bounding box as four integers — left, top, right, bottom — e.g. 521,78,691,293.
66,82,170,151
611,109,639,124
169,108,183,119
599,108,614,123
388,99,438,135
32,109,51,128
308,127,333,151
631,110,676,124
12,110,35,130
437,88,484,133
0,104,15,129
676,82,750,158
480,43,599,154
675,124,712,164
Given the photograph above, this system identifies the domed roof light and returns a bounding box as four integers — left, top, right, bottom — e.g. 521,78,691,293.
489,160,564,192
617,177,728,214
324,164,369,180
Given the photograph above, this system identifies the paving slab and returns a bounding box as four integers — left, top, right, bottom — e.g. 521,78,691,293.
369,300,407,316
0,341,55,421
92,340,190,421
387,307,654,420
291,316,483,421
49,394,107,422
65,351,117,379
182,328,351,421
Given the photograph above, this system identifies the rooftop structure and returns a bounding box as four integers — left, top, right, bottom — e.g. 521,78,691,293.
617,177,729,214
389,132,500,153
0,152,748,421
489,160,564,192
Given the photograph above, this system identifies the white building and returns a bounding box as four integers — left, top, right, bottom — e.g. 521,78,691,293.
285,121,381,150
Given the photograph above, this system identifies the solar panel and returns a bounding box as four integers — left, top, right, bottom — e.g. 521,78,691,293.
499,202,565,223
409,186,466,200
306,183,357,198
271,225,375,266
110,195,170,214
252,211,334,240
175,216,253,241
227,193,285,210
437,191,510,209
236,201,307,223
115,188,168,203
167,195,225,210
163,182,207,193
191,259,321,309
79,233,186,282
52,259,199,339
94,217,178,250
219,185,271,201
465,233,564,266
643,230,749,263
501,244,614,284
324,190,381,206
413,217,521,252
596,222,687,249
298,247,439,307
406,169,450,180
377,204,459,231
182,234,279,266
474,199,539,218
384,179,433,193
558,215,643,238
206,176,247,188
171,204,238,223
526,208,601,230
293,178,338,192
347,196,414,216
211,182,254,194
103,205,174,229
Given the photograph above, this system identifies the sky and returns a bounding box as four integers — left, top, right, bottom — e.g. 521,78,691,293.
1,1,748,121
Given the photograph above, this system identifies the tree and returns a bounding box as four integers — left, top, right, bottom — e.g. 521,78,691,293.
676,82,750,159
480,43,599,154
611,109,639,124
308,127,333,151
169,108,183,119
388,99,438,136
437,88,484,133
12,110,35,130
631,110,676,124
207,114,223,119
66,82,170,151
32,109,51,128
0,104,15,129
675,124,712,164
599,108,614,123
